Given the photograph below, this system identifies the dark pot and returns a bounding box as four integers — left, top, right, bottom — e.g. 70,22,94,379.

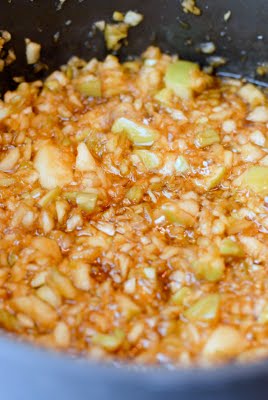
1,1,268,399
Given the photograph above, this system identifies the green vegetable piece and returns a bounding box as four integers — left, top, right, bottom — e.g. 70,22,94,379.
112,117,158,146
237,166,268,195
174,155,190,173
134,150,161,170
126,186,143,203
195,129,220,148
38,186,61,207
164,60,199,100
75,76,102,97
184,294,220,322
192,255,225,282
219,238,244,257
161,201,195,227
92,328,125,351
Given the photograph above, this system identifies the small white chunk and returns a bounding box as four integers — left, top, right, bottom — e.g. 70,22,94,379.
0,147,20,171
124,11,143,26
247,106,268,123
34,144,73,189
75,142,97,172
25,39,41,64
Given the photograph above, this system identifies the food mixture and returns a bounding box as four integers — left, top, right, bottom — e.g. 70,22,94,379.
0,46,268,366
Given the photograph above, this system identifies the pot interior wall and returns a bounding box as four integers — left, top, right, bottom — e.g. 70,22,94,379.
1,0,268,95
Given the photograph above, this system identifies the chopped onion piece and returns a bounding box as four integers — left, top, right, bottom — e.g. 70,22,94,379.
124,11,144,26
25,39,41,64
174,155,190,173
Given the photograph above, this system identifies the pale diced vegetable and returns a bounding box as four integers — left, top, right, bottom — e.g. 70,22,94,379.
161,201,195,227
54,321,70,348
104,23,129,50
38,187,61,207
71,262,91,291
125,185,143,203
0,106,11,121
206,166,226,189
258,304,268,324
235,166,268,195
112,117,158,146
0,147,20,171
92,329,125,351
170,287,191,305
0,309,20,331
240,143,264,162
174,155,190,173
11,295,57,329
195,129,220,148
31,237,62,262
77,192,98,212
192,255,225,282
247,106,268,122
0,177,15,187
164,60,199,100
36,285,62,308
76,142,97,172
134,149,161,170
184,294,220,322
112,11,124,21
219,238,244,257
238,83,265,106
124,11,143,26
75,76,102,97
34,144,73,189
116,294,140,320
154,88,173,106
48,268,77,299
25,39,41,64
203,325,247,360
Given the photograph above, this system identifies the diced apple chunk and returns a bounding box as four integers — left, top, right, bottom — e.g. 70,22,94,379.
247,106,268,123
34,144,73,189
0,147,20,171
76,142,97,172
238,83,265,107
234,166,268,195
203,325,247,361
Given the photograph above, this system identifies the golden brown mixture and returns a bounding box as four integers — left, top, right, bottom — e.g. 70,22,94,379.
0,47,268,366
